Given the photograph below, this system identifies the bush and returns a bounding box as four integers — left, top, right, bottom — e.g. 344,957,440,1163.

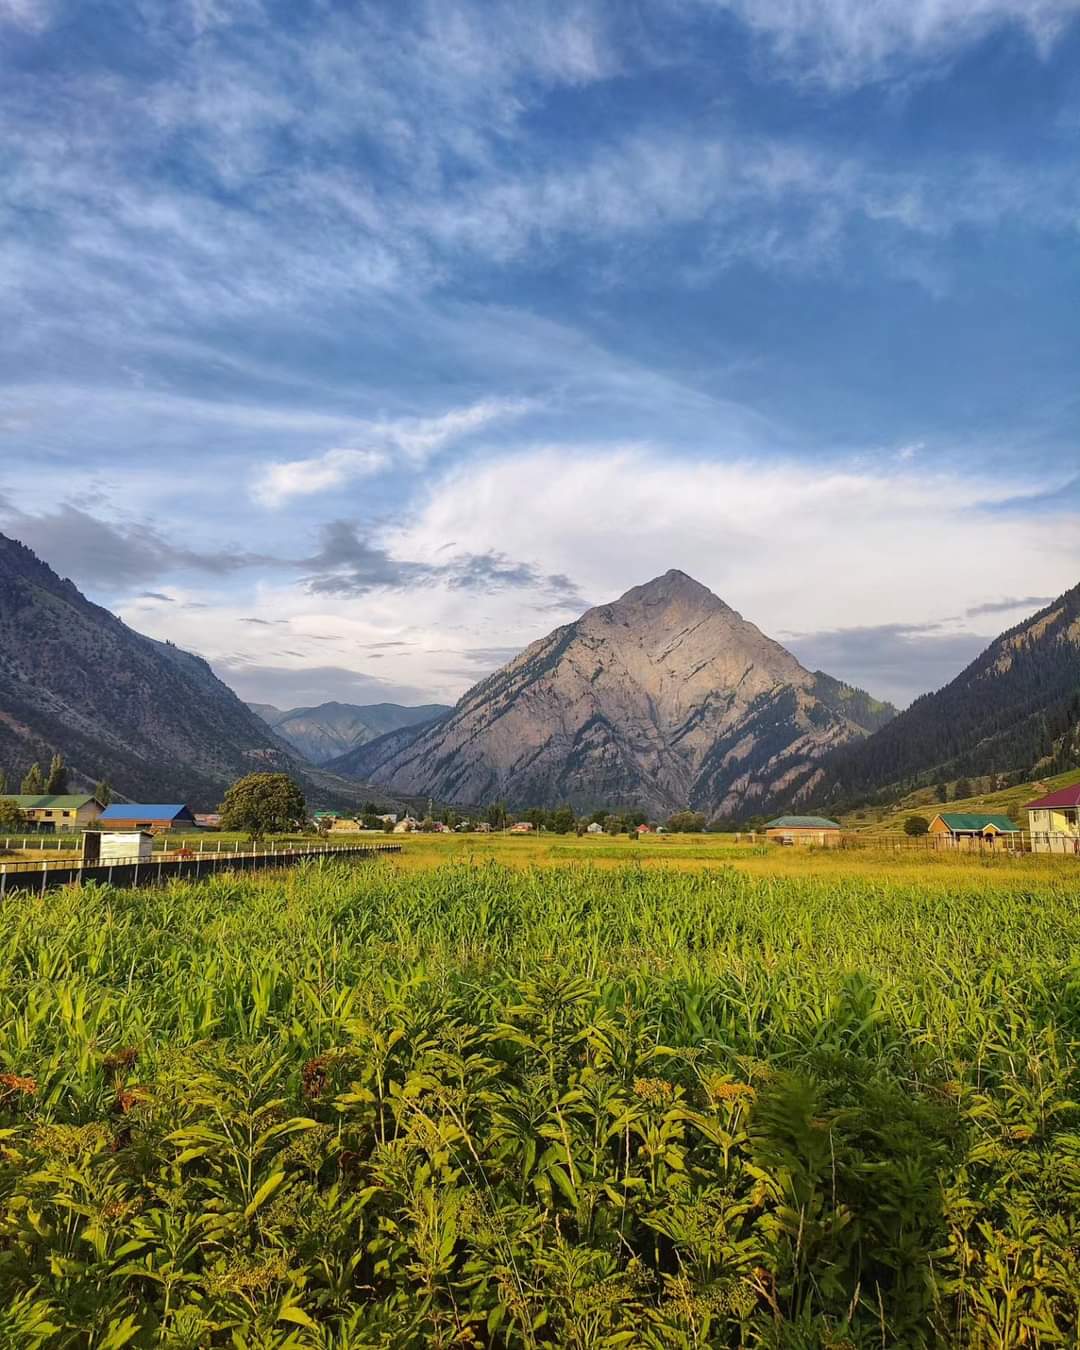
904,814,931,836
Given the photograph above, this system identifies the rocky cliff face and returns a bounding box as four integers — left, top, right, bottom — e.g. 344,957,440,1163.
0,532,400,811
251,700,451,765
339,570,894,816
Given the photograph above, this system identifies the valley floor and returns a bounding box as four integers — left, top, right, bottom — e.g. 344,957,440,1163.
1,851,1078,1344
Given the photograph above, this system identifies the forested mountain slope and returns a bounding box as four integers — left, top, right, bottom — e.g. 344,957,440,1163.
816,585,1080,806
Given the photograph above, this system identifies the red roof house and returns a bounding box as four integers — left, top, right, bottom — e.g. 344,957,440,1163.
1025,784,1080,853
1025,785,1080,811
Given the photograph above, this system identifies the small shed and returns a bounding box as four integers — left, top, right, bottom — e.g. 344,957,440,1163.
97,804,195,833
100,831,153,862
929,813,1020,846
765,816,842,846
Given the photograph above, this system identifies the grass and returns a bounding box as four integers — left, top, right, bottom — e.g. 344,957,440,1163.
2,849,1080,1344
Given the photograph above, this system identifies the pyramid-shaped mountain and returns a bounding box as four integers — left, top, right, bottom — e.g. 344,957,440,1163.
333,570,895,816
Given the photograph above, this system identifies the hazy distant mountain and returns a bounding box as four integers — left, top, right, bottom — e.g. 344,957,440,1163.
333,569,895,817
250,700,451,765
0,532,402,812
817,584,1080,805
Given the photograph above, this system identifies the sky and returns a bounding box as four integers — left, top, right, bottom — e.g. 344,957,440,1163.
2,0,1080,711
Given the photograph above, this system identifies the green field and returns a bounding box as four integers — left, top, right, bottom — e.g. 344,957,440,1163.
2,854,1080,1345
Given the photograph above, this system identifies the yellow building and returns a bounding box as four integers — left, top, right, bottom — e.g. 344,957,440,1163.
7,795,104,831
1026,786,1080,854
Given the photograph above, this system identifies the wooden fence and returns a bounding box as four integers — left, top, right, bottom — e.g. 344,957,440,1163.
0,842,402,898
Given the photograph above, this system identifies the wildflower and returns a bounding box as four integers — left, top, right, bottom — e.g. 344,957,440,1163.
633,1076,676,1105
103,1047,138,1074
0,1073,37,1099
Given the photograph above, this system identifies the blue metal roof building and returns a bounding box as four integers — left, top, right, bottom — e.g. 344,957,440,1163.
98,804,196,829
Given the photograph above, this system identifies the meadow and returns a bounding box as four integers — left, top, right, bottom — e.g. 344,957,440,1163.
2,849,1080,1346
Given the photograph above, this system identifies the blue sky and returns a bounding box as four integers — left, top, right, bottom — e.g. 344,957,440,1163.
2,0,1080,709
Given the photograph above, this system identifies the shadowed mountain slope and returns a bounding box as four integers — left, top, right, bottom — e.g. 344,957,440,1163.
0,532,400,812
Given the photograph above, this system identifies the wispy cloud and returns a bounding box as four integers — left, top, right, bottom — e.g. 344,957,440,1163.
302,519,586,608
704,0,1080,86
964,594,1055,617
252,399,533,507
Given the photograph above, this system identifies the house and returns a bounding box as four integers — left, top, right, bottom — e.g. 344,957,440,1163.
636,823,654,835
392,816,418,834
508,821,534,834
474,821,493,833
328,817,362,832
765,815,842,846
929,812,1021,847
377,813,398,825
97,804,195,833
6,795,104,832
586,821,604,835
193,812,221,829
1025,786,1080,854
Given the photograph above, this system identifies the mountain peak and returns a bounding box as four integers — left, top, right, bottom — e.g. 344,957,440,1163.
613,569,730,612
347,571,892,816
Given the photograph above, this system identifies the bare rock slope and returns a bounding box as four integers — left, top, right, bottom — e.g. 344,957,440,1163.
337,570,894,816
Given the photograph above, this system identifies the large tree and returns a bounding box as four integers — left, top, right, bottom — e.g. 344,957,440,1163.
20,763,44,795
219,773,307,837
0,799,24,832
45,753,68,794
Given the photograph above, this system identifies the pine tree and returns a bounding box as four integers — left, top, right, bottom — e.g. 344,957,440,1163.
21,763,44,795
45,753,68,795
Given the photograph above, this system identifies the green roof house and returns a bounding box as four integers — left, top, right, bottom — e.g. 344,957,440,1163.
3,795,104,830
765,815,842,846
929,812,1019,839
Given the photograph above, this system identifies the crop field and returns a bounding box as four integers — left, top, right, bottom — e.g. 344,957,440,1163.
2,855,1080,1346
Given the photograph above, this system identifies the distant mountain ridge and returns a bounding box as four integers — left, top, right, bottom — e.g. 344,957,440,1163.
0,532,402,812
815,583,1080,806
332,570,896,816
251,700,451,765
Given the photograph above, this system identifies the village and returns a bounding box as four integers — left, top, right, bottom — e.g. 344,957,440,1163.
2,787,1080,854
